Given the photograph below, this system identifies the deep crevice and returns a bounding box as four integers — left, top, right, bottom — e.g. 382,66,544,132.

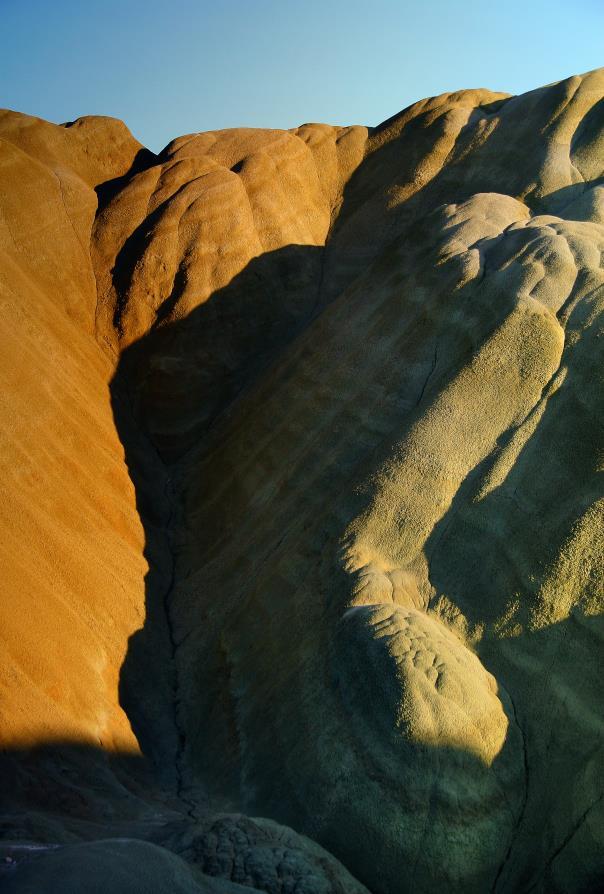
491,691,530,893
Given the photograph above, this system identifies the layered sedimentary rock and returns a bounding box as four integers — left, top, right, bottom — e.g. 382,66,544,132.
0,111,161,756
1,69,603,894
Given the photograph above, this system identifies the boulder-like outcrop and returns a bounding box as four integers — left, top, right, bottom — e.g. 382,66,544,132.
0,70,603,894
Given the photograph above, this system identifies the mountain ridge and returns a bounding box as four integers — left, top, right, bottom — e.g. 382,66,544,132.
0,68,603,893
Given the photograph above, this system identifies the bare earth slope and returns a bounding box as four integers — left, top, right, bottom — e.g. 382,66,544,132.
0,70,603,894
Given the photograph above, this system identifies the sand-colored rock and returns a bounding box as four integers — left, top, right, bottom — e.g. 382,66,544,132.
1,69,603,894
0,112,170,759
92,122,366,456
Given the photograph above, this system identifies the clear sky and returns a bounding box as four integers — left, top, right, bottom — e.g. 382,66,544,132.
2,0,603,153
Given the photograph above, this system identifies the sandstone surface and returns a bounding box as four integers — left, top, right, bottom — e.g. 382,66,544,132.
0,70,603,893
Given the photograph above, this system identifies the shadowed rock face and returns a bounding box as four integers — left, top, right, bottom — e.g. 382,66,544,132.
0,69,603,894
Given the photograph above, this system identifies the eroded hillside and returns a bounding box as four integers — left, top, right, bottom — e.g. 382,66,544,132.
1,69,603,894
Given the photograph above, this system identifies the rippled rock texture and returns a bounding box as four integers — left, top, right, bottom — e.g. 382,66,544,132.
1,69,603,893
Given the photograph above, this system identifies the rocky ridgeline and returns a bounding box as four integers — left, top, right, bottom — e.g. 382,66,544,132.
0,69,603,893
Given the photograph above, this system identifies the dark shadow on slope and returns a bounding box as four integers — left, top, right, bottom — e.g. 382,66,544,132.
2,610,603,893
105,82,604,887
535,176,604,217
570,95,604,167
324,76,596,304
110,202,540,796
94,147,158,215
4,254,601,893
111,243,325,801
0,742,180,850
419,292,604,891
6,74,604,893
105,241,561,894
425,277,604,633
114,244,324,462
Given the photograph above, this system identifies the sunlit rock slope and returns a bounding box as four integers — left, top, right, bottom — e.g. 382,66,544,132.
1,69,603,894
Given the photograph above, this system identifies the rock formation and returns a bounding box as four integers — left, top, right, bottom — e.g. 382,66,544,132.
0,69,603,893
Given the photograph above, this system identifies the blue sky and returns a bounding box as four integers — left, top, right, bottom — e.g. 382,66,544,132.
2,0,603,153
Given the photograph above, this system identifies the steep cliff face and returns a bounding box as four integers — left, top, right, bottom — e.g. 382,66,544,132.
1,70,603,894
0,111,160,755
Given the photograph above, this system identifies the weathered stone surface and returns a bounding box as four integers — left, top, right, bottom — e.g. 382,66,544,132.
0,111,165,758
158,813,371,893
1,68,603,894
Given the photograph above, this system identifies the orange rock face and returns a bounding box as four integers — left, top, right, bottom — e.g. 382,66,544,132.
0,112,149,753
